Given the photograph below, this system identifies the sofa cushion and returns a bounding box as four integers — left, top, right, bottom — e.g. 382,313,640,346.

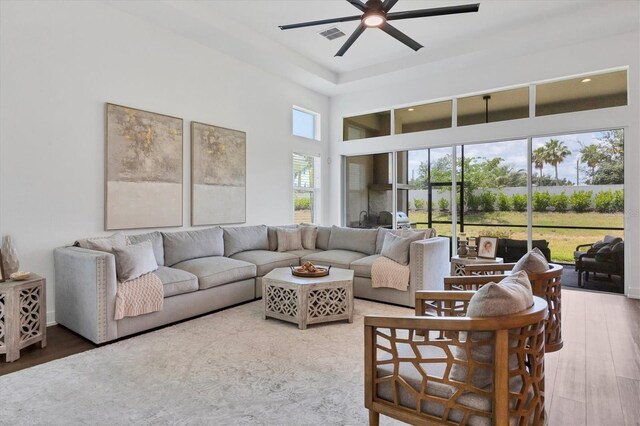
112,241,159,282
268,225,297,251
328,226,377,255
154,266,198,297
230,250,298,277
512,247,549,274
449,271,533,389
350,255,381,278
301,249,367,270
381,232,425,265
224,225,269,257
173,256,256,290
299,225,318,250
162,227,224,266
285,249,323,259
276,228,303,252
316,226,332,250
127,231,165,266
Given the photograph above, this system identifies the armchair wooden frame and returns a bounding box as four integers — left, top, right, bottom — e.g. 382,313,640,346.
451,263,563,352
365,291,548,426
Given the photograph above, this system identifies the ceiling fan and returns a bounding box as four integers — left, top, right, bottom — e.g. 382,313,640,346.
279,0,480,57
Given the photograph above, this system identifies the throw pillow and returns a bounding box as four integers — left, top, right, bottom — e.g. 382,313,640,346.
112,241,159,282
82,232,128,253
267,225,297,251
512,247,549,274
299,225,318,250
595,245,613,262
127,231,165,266
276,228,304,252
381,233,411,265
449,271,534,388
587,240,608,254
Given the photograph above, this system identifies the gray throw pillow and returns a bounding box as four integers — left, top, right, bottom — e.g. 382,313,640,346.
127,231,165,266
375,228,392,254
328,226,378,255
268,225,297,251
595,245,613,262
449,271,534,388
380,232,423,265
82,232,128,253
162,227,224,266
223,225,269,257
512,247,549,274
299,225,318,250
276,228,304,252
112,241,159,282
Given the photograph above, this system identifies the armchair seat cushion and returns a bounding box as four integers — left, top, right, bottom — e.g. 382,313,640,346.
301,250,367,270
230,250,298,277
154,266,198,298
350,255,381,278
173,256,256,290
580,257,619,273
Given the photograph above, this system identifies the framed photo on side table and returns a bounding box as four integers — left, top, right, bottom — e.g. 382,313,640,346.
478,236,498,259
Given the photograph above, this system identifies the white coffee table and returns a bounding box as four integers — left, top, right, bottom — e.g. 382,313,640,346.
262,267,354,330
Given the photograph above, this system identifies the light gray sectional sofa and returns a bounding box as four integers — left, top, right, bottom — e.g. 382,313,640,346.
54,225,449,344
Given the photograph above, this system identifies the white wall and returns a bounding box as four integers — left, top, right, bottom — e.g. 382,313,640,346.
329,30,640,298
0,1,330,323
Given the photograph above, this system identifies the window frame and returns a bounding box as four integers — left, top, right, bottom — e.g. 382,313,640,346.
292,105,321,141
292,152,321,224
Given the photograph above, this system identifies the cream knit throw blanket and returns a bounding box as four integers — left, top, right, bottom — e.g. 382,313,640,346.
371,256,410,291
114,272,164,320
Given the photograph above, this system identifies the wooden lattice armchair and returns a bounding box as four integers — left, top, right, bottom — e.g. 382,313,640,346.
365,291,548,426
453,263,563,352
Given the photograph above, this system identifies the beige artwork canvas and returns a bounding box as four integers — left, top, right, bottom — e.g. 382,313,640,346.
105,103,183,230
191,121,246,225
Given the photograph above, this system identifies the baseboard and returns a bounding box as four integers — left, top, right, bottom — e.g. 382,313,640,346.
627,287,640,299
47,310,57,326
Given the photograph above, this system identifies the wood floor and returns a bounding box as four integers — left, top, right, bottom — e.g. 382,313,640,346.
1,288,639,425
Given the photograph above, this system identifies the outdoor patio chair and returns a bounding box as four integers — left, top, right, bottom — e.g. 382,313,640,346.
449,265,563,352
576,241,624,287
573,235,622,269
365,290,547,426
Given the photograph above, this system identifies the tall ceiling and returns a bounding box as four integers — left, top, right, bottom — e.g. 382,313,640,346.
108,0,639,96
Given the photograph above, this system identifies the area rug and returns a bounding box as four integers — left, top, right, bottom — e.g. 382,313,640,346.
0,300,411,425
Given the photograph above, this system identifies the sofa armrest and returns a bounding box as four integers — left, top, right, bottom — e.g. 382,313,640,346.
54,247,118,344
409,237,450,293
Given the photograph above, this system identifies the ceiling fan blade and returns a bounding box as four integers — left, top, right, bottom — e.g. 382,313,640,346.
380,22,423,51
382,0,399,12
335,23,366,57
345,0,367,12
387,3,480,21
279,15,361,30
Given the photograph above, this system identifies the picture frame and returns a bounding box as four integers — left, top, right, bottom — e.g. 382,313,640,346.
0,249,5,282
190,121,246,226
105,103,183,230
477,236,498,259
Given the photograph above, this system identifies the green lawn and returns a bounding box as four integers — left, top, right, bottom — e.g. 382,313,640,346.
409,210,624,262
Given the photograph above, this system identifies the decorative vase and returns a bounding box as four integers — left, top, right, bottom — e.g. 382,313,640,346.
457,239,468,257
2,235,20,276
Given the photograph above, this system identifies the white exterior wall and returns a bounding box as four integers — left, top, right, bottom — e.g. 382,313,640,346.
0,1,330,323
329,29,640,298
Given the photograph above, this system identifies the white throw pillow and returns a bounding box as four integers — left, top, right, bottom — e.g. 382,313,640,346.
112,241,159,282
82,232,128,253
299,225,318,250
512,247,549,274
276,228,304,252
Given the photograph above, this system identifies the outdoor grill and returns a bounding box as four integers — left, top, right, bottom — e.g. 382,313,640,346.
379,211,411,229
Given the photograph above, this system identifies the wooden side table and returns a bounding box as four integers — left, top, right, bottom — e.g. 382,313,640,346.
0,275,47,362
450,256,503,276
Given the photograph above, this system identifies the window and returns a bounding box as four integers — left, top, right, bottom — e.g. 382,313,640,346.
343,111,391,141
457,87,529,126
535,70,627,116
292,106,320,140
293,153,320,224
394,100,452,134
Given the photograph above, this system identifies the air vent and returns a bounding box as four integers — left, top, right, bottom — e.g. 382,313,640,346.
319,27,345,41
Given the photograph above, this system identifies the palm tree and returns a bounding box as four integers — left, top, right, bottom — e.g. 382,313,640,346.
532,147,547,186
543,139,571,185
579,144,601,180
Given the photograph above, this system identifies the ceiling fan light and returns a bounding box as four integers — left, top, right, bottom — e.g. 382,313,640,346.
363,12,385,27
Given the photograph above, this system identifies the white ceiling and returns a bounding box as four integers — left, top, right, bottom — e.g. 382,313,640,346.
107,0,639,96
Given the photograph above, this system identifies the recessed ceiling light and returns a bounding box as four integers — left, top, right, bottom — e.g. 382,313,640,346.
581,78,592,83
408,108,415,112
